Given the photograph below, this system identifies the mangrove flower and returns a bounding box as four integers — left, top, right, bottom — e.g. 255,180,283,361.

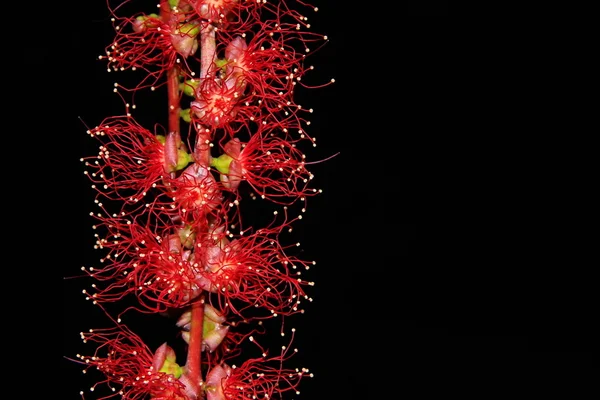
204,349,309,400
220,25,327,124
189,0,240,24
82,220,203,313
194,225,313,318
212,132,316,204
82,116,187,205
74,326,194,400
190,74,242,128
100,8,200,90
170,163,225,221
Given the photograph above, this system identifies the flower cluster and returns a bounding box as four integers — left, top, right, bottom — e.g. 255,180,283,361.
73,1,331,399
76,324,307,400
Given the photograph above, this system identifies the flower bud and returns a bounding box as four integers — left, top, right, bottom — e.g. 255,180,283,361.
177,373,198,400
196,0,240,22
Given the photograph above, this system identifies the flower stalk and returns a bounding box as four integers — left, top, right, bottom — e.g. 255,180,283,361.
186,295,206,397
160,0,182,177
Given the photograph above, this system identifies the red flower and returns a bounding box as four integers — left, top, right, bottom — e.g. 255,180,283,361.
169,163,225,222
75,325,193,400
204,337,308,400
100,9,200,91
215,131,317,204
190,76,241,128
83,219,204,313
215,22,329,129
187,0,240,25
190,15,329,136
82,116,193,208
194,223,313,318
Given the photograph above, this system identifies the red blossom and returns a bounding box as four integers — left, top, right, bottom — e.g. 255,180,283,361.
204,362,305,400
100,8,200,91
187,0,240,24
221,27,323,105
82,116,176,205
193,223,313,319
203,332,308,400
169,163,225,222
75,326,192,400
215,19,329,126
217,131,317,203
190,76,242,128
83,219,204,313
180,0,270,33
189,15,329,137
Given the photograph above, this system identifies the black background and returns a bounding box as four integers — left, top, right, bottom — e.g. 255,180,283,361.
61,1,597,399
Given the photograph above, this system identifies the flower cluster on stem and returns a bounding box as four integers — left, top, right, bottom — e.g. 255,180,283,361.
72,1,332,399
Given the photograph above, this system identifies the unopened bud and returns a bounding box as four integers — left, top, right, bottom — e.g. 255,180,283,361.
214,139,243,191
163,132,191,172
225,36,248,61
167,234,182,253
